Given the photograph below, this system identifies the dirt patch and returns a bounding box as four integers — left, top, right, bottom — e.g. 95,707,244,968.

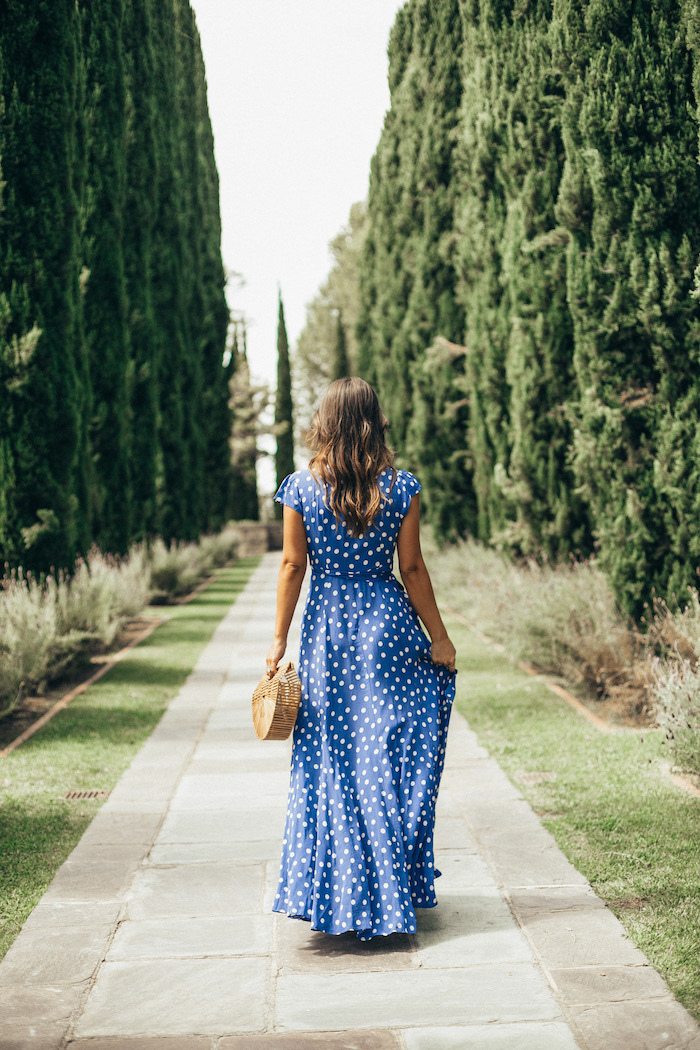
609,896,649,910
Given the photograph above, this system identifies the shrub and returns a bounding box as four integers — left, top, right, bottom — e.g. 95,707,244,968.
429,535,651,721
197,525,239,569
148,527,238,601
0,569,59,717
652,657,700,777
0,523,238,718
147,539,209,601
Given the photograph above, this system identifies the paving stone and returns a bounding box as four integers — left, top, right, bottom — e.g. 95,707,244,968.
569,1000,700,1050
415,887,535,968
41,845,145,902
433,814,476,850
433,849,498,887
158,807,286,844
275,965,561,1030
449,762,525,803
264,861,282,913
67,1040,211,1050
76,811,163,847
74,958,268,1037
2,1027,67,1049
219,1034,402,1050
169,771,290,811
148,837,282,865
508,886,648,967
549,963,674,1004
22,899,123,930
275,915,417,974
2,982,86,1026
109,914,273,959
402,1022,582,1050
0,924,111,986
187,754,291,774
107,777,179,804
471,812,590,889
127,861,263,920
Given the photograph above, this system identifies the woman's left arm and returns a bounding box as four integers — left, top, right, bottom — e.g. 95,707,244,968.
266,505,308,673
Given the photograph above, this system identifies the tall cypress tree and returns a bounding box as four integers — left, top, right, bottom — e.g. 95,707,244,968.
229,327,261,521
0,0,89,571
275,290,295,509
357,0,469,539
190,15,231,532
332,310,350,381
80,0,132,553
553,0,700,617
123,0,159,542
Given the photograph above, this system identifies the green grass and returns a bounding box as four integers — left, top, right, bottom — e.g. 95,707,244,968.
449,618,700,1020
0,558,260,959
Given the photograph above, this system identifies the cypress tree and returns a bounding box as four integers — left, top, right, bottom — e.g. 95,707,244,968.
123,0,159,542
333,311,350,381
190,14,231,532
295,201,367,433
80,0,132,553
149,0,193,541
357,0,469,538
275,291,295,511
229,327,261,521
0,0,89,571
553,0,700,617
454,0,591,558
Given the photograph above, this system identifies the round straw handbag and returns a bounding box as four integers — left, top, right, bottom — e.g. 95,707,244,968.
252,661,301,741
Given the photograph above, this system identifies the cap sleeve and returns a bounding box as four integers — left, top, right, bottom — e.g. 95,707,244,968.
274,473,302,513
399,470,422,515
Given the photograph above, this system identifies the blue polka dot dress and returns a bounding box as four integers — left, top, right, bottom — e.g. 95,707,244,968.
272,468,456,941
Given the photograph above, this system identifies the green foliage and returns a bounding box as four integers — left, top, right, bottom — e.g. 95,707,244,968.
354,0,700,619
0,0,88,570
0,0,239,571
228,328,263,521
553,0,700,618
275,291,295,506
357,0,466,472
294,201,368,434
333,310,350,381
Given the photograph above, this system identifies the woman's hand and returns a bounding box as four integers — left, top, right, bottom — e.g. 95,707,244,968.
265,635,287,676
430,635,456,673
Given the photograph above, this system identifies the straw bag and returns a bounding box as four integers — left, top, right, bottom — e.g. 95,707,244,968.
252,661,301,740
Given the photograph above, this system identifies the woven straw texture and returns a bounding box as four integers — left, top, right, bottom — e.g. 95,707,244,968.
252,661,301,740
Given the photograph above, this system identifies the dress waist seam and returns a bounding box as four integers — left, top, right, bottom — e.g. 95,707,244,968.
310,568,393,580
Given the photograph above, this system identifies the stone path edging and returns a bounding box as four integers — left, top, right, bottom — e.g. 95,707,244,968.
1,552,698,1050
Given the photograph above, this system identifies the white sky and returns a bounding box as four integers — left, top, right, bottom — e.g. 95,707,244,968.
191,0,404,393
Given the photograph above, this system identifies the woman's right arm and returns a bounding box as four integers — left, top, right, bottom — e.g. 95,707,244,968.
397,494,456,672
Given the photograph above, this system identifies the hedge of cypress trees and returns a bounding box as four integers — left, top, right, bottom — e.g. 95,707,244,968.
0,0,239,574
357,0,700,619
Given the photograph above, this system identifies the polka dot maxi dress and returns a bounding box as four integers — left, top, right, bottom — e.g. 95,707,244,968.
272,467,456,941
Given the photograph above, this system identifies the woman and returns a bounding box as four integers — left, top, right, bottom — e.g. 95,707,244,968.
266,377,456,941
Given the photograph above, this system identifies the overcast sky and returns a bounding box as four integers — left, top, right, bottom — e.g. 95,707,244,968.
190,0,404,392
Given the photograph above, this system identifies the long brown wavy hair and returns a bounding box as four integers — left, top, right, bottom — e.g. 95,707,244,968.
306,377,396,537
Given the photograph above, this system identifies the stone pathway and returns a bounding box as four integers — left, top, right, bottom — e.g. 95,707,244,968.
2,552,700,1050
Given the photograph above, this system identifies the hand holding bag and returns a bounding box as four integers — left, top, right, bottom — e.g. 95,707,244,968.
252,661,301,740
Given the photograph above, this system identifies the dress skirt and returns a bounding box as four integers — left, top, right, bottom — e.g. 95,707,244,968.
272,567,455,941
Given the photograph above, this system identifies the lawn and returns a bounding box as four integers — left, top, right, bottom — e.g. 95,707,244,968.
448,617,700,1020
0,558,260,959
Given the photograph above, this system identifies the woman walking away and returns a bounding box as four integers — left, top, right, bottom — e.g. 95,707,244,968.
266,377,457,941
